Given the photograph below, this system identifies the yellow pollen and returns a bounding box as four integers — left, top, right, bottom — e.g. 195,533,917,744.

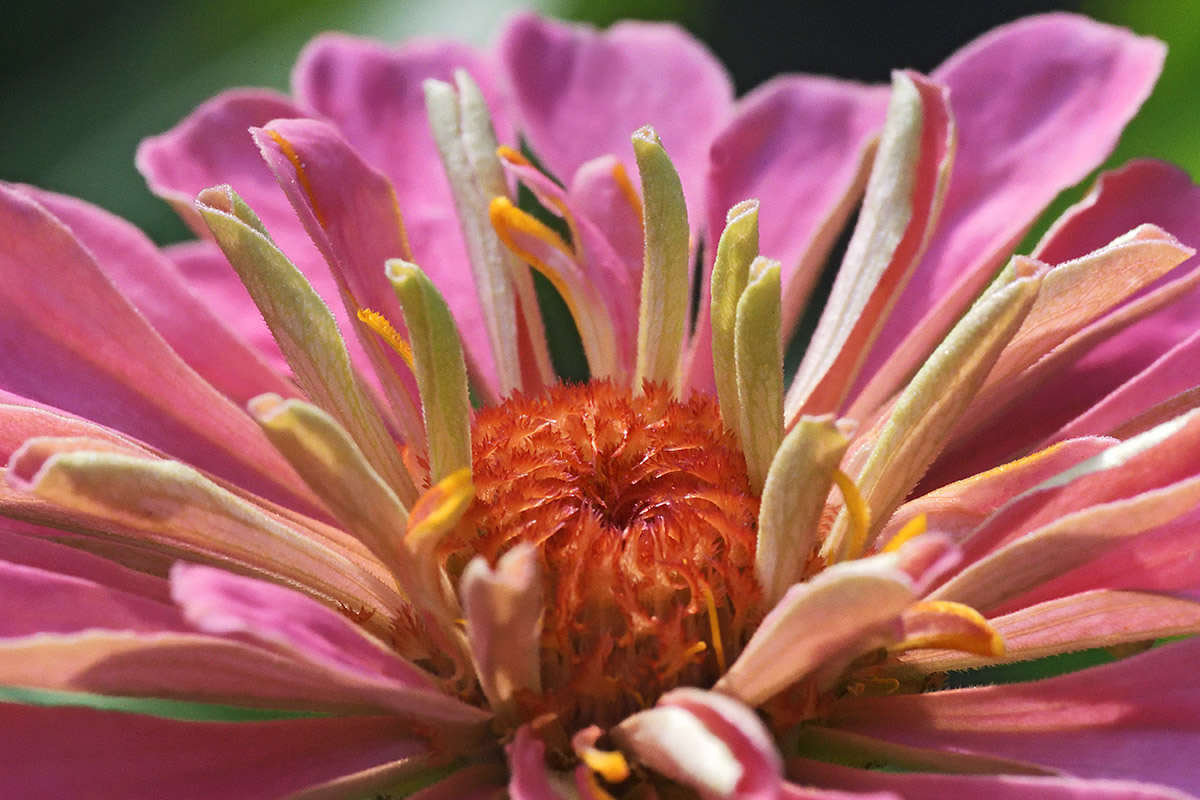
579,746,631,784
610,161,644,226
263,128,325,227
356,308,415,371
832,468,871,560
488,197,586,322
881,512,927,553
893,600,1006,657
581,769,621,800
496,144,532,167
701,583,727,674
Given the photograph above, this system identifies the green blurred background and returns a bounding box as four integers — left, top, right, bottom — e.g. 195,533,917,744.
1,0,1193,246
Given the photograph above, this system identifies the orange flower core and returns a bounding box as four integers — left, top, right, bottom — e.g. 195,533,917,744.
457,380,762,729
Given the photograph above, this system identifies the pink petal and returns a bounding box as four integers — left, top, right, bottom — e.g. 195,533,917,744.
0,185,316,511
717,553,919,705
689,75,888,394
902,589,1200,673
12,185,296,407
828,637,1200,793
570,154,645,283
252,118,427,437
879,437,1113,549
794,760,1198,800
498,13,733,222
994,505,1200,612
790,71,954,418
508,725,567,800
163,240,289,373
856,15,1165,413
293,33,508,391
170,563,490,727
137,89,310,249
0,525,169,602
0,704,431,800
0,558,181,637
709,75,888,338
1039,162,1200,440
171,562,429,690
0,400,156,463
460,545,543,717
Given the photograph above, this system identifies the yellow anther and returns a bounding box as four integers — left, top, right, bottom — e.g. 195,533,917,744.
581,767,621,800
893,600,1006,658
881,512,927,553
407,467,475,546
832,468,872,560
495,144,532,167
579,746,631,785
489,196,583,321
610,161,644,225
356,308,415,371
262,128,325,226
700,584,727,674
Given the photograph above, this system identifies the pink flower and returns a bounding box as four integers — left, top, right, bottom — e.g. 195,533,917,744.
3,11,1200,800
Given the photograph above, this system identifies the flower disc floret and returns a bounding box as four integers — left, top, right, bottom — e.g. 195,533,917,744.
457,380,762,728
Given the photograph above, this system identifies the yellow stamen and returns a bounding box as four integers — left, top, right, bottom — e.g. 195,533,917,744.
489,196,585,322
262,129,325,226
700,584,726,674
407,467,475,546
893,600,1006,657
581,768,621,800
832,468,871,560
495,144,532,167
579,746,631,784
356,308,415,371
610,161,644,226
881,512,927,553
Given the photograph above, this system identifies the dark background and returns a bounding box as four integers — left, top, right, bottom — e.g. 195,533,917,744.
1,0,1193,245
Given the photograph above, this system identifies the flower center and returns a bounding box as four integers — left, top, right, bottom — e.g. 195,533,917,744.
454,380,762,729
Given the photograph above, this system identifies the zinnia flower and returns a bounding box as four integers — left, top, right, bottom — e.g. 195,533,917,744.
4,11,1200,800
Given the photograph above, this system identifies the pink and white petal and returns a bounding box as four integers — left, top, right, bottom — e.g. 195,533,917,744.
499,13,733,223
828,637,1200,794
616,688,782,800
460,545,543,718
788,71,953,418
164,240,289,373
900,589,1200,673
879,437,1113,549
293,33,507,392
0,185,316,511
716,554,918,706
856,16,1165,412
253,118,427,437
12,185,297,407
794,760,1199,800
0,704,433,800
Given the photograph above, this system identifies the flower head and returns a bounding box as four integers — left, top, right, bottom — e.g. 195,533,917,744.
4,11,1200,800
